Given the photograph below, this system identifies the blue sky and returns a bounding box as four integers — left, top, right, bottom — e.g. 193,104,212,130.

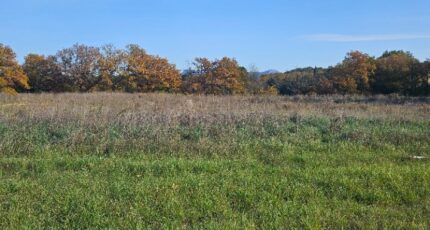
1,0,430,71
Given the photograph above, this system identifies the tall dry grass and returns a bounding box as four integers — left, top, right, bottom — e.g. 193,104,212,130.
0,93,428,157
1,93,429,126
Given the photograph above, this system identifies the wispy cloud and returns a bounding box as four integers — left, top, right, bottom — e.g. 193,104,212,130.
304,34,430,42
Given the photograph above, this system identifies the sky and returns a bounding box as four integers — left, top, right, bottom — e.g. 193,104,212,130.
1,0,430,71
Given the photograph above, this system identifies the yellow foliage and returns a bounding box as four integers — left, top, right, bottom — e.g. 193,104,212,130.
0,44,30,94
184,57,246,95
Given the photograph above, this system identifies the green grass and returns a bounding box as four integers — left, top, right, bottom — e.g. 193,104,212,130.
1,114,430,229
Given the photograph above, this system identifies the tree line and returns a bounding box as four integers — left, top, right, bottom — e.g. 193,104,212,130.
263,51,430,96
1,43,429,95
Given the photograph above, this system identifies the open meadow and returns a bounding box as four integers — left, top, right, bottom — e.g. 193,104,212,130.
1,93,430,229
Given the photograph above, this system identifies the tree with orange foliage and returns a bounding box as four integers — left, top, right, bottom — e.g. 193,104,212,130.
119,44,181,92
94,45,126,92
184,57,246,95
0,44,29,94
341,51,376,92
331,51,376,94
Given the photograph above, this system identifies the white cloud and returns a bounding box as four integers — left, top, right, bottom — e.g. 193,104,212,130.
304,34,430,42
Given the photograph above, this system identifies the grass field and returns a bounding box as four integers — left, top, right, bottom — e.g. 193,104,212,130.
1,93,429,229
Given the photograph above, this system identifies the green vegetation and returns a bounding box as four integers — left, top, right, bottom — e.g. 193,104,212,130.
1,94,429,229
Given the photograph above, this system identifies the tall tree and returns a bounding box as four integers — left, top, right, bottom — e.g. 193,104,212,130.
56,44,101,92
186,57,246,95
0,44,29,94
331,51,376,94
210,57,246,94
23,54,62,92
95,45,126,92
120,44,181,92
407,59,430,95
373,51,418,94
341,51,376,93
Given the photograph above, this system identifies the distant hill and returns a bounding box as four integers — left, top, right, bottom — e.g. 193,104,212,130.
248,69,281,77
260,69,280,75
183,69,280,77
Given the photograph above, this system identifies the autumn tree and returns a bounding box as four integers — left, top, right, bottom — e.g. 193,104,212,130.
55,44,101,92
95,45,126,92
181,57,213,94
119,44,181,92
184,57,246,95
330,51,376,94
0,44,29,94
23,54,62,92
341,51,376,92
208,57,246,94
372,51,418,94
327,67,356,94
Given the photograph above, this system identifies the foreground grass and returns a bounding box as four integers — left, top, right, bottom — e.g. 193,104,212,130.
0,94,429,229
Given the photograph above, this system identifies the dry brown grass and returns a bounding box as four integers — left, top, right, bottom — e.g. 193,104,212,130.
0,93,428,127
